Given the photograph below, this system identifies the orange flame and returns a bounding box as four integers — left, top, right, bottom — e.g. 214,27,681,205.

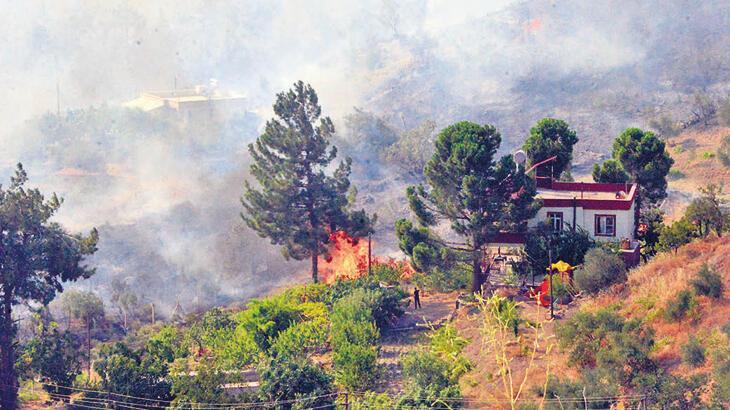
320,231,369,284
319,231,416,284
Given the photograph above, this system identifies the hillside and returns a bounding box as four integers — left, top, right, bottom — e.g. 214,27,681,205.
664,126,730,220
452,236,730,407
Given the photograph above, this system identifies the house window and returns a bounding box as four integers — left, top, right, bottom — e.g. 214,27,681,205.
547,212,563,232
595,215,616,237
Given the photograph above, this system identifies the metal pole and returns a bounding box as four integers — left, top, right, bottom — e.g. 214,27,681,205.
549,248,554,319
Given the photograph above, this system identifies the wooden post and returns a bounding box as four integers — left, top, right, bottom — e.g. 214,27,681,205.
150,303,155,325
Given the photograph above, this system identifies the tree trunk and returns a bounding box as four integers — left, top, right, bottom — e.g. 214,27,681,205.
311,250,319,283
86,319,92,382
0,296,18,410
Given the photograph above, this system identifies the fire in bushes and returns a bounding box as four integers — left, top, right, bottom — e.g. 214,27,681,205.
319,230,414,283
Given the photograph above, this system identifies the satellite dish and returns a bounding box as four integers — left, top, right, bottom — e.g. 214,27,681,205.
514,150,527,166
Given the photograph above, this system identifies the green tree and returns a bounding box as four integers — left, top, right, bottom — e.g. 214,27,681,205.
60,289,105,379
383,120,437,177
591,159,629,183
170,358,226,408
611,128,674,204
523,118,579,178
0,164,98,409
257,355,335,410
397,121,540,292
524,224,594,278
690,263,723,299
658,218,696,254
241,81,373,283
685,184,727,237
574,248,626,294
20,325,83,400
94,342,172,406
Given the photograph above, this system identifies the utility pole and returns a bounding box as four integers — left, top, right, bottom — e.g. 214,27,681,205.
150,303,155,325
548,248,554,319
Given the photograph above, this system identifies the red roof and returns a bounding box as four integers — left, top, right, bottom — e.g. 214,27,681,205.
536,178,637,211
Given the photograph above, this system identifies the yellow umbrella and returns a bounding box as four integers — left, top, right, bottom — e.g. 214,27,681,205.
547,260,573,273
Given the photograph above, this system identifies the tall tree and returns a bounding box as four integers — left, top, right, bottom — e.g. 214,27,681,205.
592,159,629,183
685,184,727,237
611,128,674,204
242,81,373,283
523,118,578,178
60,289,105,379
397,121,540,292
0,164,98,409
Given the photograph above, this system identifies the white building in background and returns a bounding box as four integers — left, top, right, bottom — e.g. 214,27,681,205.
490,177,641,268
124,80,246,121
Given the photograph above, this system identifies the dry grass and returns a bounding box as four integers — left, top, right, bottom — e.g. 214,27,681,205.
592,236,730,374
665,126,730,220
454,236,730,407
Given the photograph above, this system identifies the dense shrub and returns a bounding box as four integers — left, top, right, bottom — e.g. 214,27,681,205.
719,134,730,166
524,224,595,277
257,355,335,410
332,342,379,390
664,289,698,323
330,289,380,390
170,358,228,408
94,342,173,405
574,248,626,294
19,328,84,398
235,297,304,352
556,308,653,375
691,263,724,299
681,336,706,367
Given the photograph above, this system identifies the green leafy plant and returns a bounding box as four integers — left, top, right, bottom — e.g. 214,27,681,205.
691,263,724,299
681,336,706,367
664,289,698,323
574,248,626,294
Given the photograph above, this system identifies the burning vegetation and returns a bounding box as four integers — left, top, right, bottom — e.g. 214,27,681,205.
319,230,414,284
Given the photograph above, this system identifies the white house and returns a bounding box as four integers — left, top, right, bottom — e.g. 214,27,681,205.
489,177,641,267
529,177,638,241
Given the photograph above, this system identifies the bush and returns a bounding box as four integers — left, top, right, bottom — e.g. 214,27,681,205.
524,224,594,277
691,263,724,299
664,289,698,323
681,336,706,367
574,248,626,294
257,355,335,410
330,289,381,390
332,342,379,390
719,135,730,167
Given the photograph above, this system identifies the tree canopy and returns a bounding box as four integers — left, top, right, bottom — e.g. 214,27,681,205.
592,159,629,183
685,184,727,237
523,118,578,178
0,163,98,409
241,81,373,283
397,121,540,292
611,128,674,204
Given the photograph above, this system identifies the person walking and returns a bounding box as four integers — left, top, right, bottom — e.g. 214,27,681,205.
413,287,422,310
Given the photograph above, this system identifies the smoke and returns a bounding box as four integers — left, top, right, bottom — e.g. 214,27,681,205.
1,0,728,312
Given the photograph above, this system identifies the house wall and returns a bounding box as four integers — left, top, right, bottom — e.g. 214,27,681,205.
529,201,635,241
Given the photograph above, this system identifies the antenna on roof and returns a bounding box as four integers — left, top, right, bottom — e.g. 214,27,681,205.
514,150,527,172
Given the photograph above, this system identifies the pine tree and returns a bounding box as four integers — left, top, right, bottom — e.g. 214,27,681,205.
242,81,372,283
396,121,540,292
0,164,98,409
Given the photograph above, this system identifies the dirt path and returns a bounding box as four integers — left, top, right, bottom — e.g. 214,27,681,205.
377,291,460,393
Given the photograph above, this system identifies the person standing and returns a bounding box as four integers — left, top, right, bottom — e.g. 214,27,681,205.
413,287,422,310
